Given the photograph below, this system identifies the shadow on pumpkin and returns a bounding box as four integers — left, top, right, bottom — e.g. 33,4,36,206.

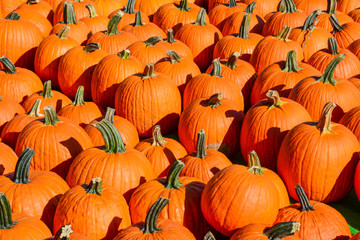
102,216,124,240
142,112,180,139
41,193,63,231
123,176,146,203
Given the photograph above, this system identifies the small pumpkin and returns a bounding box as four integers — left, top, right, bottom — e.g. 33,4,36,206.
208,0,246,31
330,14,360,49
79,4,109,34
0,96,25,134
16,0,54,24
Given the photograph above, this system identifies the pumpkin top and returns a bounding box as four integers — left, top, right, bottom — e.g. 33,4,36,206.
103,107,115,123
145,36,163,46
275,26,291,40
295,184,315,212
207,93,223,108
283,50,302,72
14,148,34,184
210,59,223,77
142,63,157,79
264,222,301,239
118,49,131,59
0,56,17,74
40,80,53,98
266,90,284,108
328,38,339,55
142,197,170,234
83,42,101,53
26,0,40,5
85,4,98,17
165,29,176,44
238,13,251,39
247,150,263,175
165,160,184,189
330,14,344,33
317,54,345,85
226,52,241,69
195,8,207,26
166,50,182,64
195,129,207,159
44,106,61,126
151,125,167,147
326,0,337,14
27,99,42,117
179,0,190,11
228,0,238,8
302,10,321,31
134,11,145,26
106,11,124,35
124,0,135,14
316,102,336,134
94,120,127,153
0,193,16,229
57,26,71,39
204,232,216,240
85,177,103,195
61,1,77,25
5,12,20,20
54,224,73,240
245,2,256,14
279,0,298,13
72,86,85,106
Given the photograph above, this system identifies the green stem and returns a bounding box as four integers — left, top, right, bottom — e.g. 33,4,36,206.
85,4,98,17
27,99,42,117
316,102,336,134
317,54,345,85
278,0,298,13
106,11,123,35
94,120,126,153
26,0,40,4
118,49,130,59
85,177,103,195
142,63,156,79
264,222,301,239
5,12,20,20
83,42,101,53
166,50,181,64
330,14,344,33
54,225,73,240
73,86,85,105
40,80,53,98
134,11,144,26
165,29,176,43
282,50,302,72
142,197,170,234
195,129,207,158
62,1,77,25
245,2,256,13
0,56,17,74
226,52,240,69
295,184,315,212
207,93,223,108
145,36,163,46
238,13,251,39
0,193,17,229
328,38,339,55
179,0,189,11
327,0,337,14
204,232,216,240
266,90,284,108
210,59,223,77
124,0,135,14
275,26,291,40
302,10,321,31
57,26,71,39
151,125,167,147
195,8,207,26
229,0,237,7
165,160,184,189
104,107,115,123
44,106,60,126
247,150,263,175
14,148,34,184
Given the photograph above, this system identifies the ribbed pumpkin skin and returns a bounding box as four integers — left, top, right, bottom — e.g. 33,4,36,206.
201,164,290,237
91,54,143,109
50,22,91,46
66,148,154,201
348,39,360,61
58,103,104,128
122,23,166,42
16,0,54,23
178,97,244,156
316,12,354,33
127,40,167,66
34,33,79,89
0,97,25,134
0,143,17,175
15,117,93,179
277,122,360,203
22,91,72,114
262,11,307,37
11,9,52,38
53,0,98,24
80,15,109,34
0,0,26,17
340,106,360,143
92,0,123,17
356,162,360,204
349,76,360,91
222,12,265,36
133,0,173,20
53,182,131,240
0,18,43,70
242,0,281,18
240,97,312,171
108,10,150,31
337,0,360,14
352,232,360,240
293,0,327,16
208,3,246,32
333,22,360,49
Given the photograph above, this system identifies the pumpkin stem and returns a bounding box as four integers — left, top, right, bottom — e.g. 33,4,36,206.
54,224,73,240
165,160,184,189
14,148,34,184
166,50,181,64
245,2,256,13
195,8,207,26
118,49,130,59
27,99,42,117
94,120,127,153
143,63,156,79
134,11,145,26
210,59,223,77
85,177,103,195
0,56,17,74
328,37,339,55
279,0,298,13
316,102,336,134
104,107,115,123
207,93,223,108
238,13,251,39
179,0,190,11
275,26,291,40
57,26,71,39
44,106,60,125
124,0,135,14
83,42,101,53
151,125,167,147
229,0,237,7
195,129,207,158
282,50,302,72
165,29,176,43
226,52,241,69
5,12,20,20
0,193,17,229
317,54,344,85
247,150,263,175
73,86,85,106
85,4,98,17
40,80,53,98
26,0,40,5
264,222,301,239
106,11,123,35
204,232,216,240
295,184,315,212
330,14,344,33
62,1,77,25
142,197,170,234
266,90,284,108
302,10,321,31
327,0,337,14
145,36,163,46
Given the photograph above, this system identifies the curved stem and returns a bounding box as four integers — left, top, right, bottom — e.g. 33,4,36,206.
85,4,98,17
207,93,223,108
275,26,291,40
40,80,53,98
279,0,298,13
229,0,237,7
179,0,189,11
295,184,315,212
124,0,135,14
27,99,42,117
165,160,184,189
195,8,207,26
328,38,339,55
83,42,101,53
151,125,167,147
327,0,337,14
104,107,115,123
247,150,263,175
26,0,40,4
0,193,17,229
54,225,73,240
134,11,144,26
5,12,20,20
142,63,156,79
317,54,344,85
245,2,256,13
226,52,240,70
14,148,34,184
142,197,170,234
106,11,123,35
238,14,250,39
302,10,321,31
266,90,284,108
316,102,336,134
72,86,85,105
165,29,176,43
0,56,17,74
282,50,302,72
44,106,60,125
166,50,181,64
330,14,344,33
118,49,130,59
195,129,207,158
58,26,71,39
85,177,103,195
62,1,77,25
204,232,216,240
264,222,301,239
210,59,223,77
145,36,163,46
94,120,126,153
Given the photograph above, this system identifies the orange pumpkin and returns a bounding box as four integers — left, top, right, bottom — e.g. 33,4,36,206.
79,4,109,34
16,0,54,23
340,106,360,144
337,0,360,14
92,0,123,17
53,0,98,24
330,14,360,49
242,0,281,18
51,225,91,240
0,96,25,134
157,29,194,59
292,0,327,16
348,7,360,23
0,142,18,175
133,0,173,20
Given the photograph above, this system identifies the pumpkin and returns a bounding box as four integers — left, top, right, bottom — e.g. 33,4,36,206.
250,50,321,105
288,10,333,62
135,125,187,177
292,0,327,16
355,160,360,204
0,12,43,70
51,225,91,240
0,148,70,229
53,0,98,24
0,192,52,238
249,26,304,74
133,0,173,20
92,0,123,17
349,75,360,91
15,106,93,179
0,0,27,17
180,129,232,183
337,0,360,14
58,86,104,128
274,184,352,239
205,52,256,110
86,11,139,55
242,0,281,18
58,42,108,100
208,0,246,31
230,222,301,240
207,0,244,12
201,151,290,237
175,8,223,71
91,49,143,109
16,0,54,23
22,80,72,114
34,27,79,89
0,96,25,134
183,58,244,110
50,1,92,46
347,38,360,61
0,56,43,104
114,197,196,240
348,7,360,23
129,160,209,240
157,29,194,59
79,4,109,34
339,106,360,142
154,50,201,95
53,177,131,239
178,93,244,156
115,63,181,138
213,13,264,62
330,14,360,49
1,100,43,149
352,232,360,240
66,120,154,201
289,54,360,122
84,107,139,148
0,142,18,175
277,102,360,203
